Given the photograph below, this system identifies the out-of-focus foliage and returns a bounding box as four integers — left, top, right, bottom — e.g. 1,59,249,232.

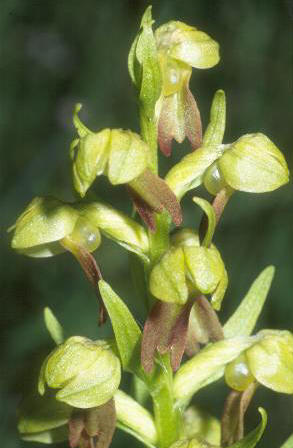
1,1,292,447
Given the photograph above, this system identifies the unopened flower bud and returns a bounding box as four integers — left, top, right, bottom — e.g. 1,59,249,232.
38,336,121,408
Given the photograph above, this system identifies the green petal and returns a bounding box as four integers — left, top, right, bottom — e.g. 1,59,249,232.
73,129,111,197
149,246,189,304
166,144,225,199
184,245,224,295
156,21,220,69
11,197,79,256
218,133,289,193
78,202,149,261
56,349,121,408
107,130,148,185
246,330,293,394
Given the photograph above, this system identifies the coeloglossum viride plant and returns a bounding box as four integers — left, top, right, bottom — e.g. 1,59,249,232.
9,5,293,448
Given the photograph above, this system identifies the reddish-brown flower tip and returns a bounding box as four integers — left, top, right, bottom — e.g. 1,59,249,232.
141,300,194,373
61,238,106,325
185,295,224,357
68,401,116,448
127,187,156,232
158,83,202,157
128,168,182,230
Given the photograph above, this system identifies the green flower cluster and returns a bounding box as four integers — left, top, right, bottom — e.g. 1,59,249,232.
9,5,292,448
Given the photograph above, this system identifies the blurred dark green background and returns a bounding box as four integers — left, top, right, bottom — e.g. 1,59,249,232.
1,0,293,447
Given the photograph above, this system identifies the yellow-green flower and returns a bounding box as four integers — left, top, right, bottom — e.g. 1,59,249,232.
149,229,227,310
225,330,293,394
39,336,121,408
154,21,220,155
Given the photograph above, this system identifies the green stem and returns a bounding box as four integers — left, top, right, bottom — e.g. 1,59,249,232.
140,110,158,175
139,105,182,447
149,355,182,448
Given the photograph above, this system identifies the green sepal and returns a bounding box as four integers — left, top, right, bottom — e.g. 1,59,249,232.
210,265,228,311
39,336,121,408
44,307,64,345
184,245,224,296
73,103,92,138
128,6,162,119
114,390,158,446
218,133,289,193
173,336,255,405
166,144,225,200
155,21,220,69
203,89,226,147
10,197,79,257
246,330,293,394
229,408,267,448
192,197,216,247
73,128,111,197
224,266,275,338
149,246,189,304
98,280,142,374
77,202,149,262
107,130,149,185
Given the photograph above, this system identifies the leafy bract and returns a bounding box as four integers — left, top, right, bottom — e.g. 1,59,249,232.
224,266,275,338
98,280,142,374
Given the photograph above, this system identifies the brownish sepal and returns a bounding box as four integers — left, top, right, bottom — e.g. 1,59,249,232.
127,187,156,232
185,295,224,357
141,300,194,373
129,168,182,231
221,382,258,447
61,239,106,325
68,399,116,448
158,83,202,157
